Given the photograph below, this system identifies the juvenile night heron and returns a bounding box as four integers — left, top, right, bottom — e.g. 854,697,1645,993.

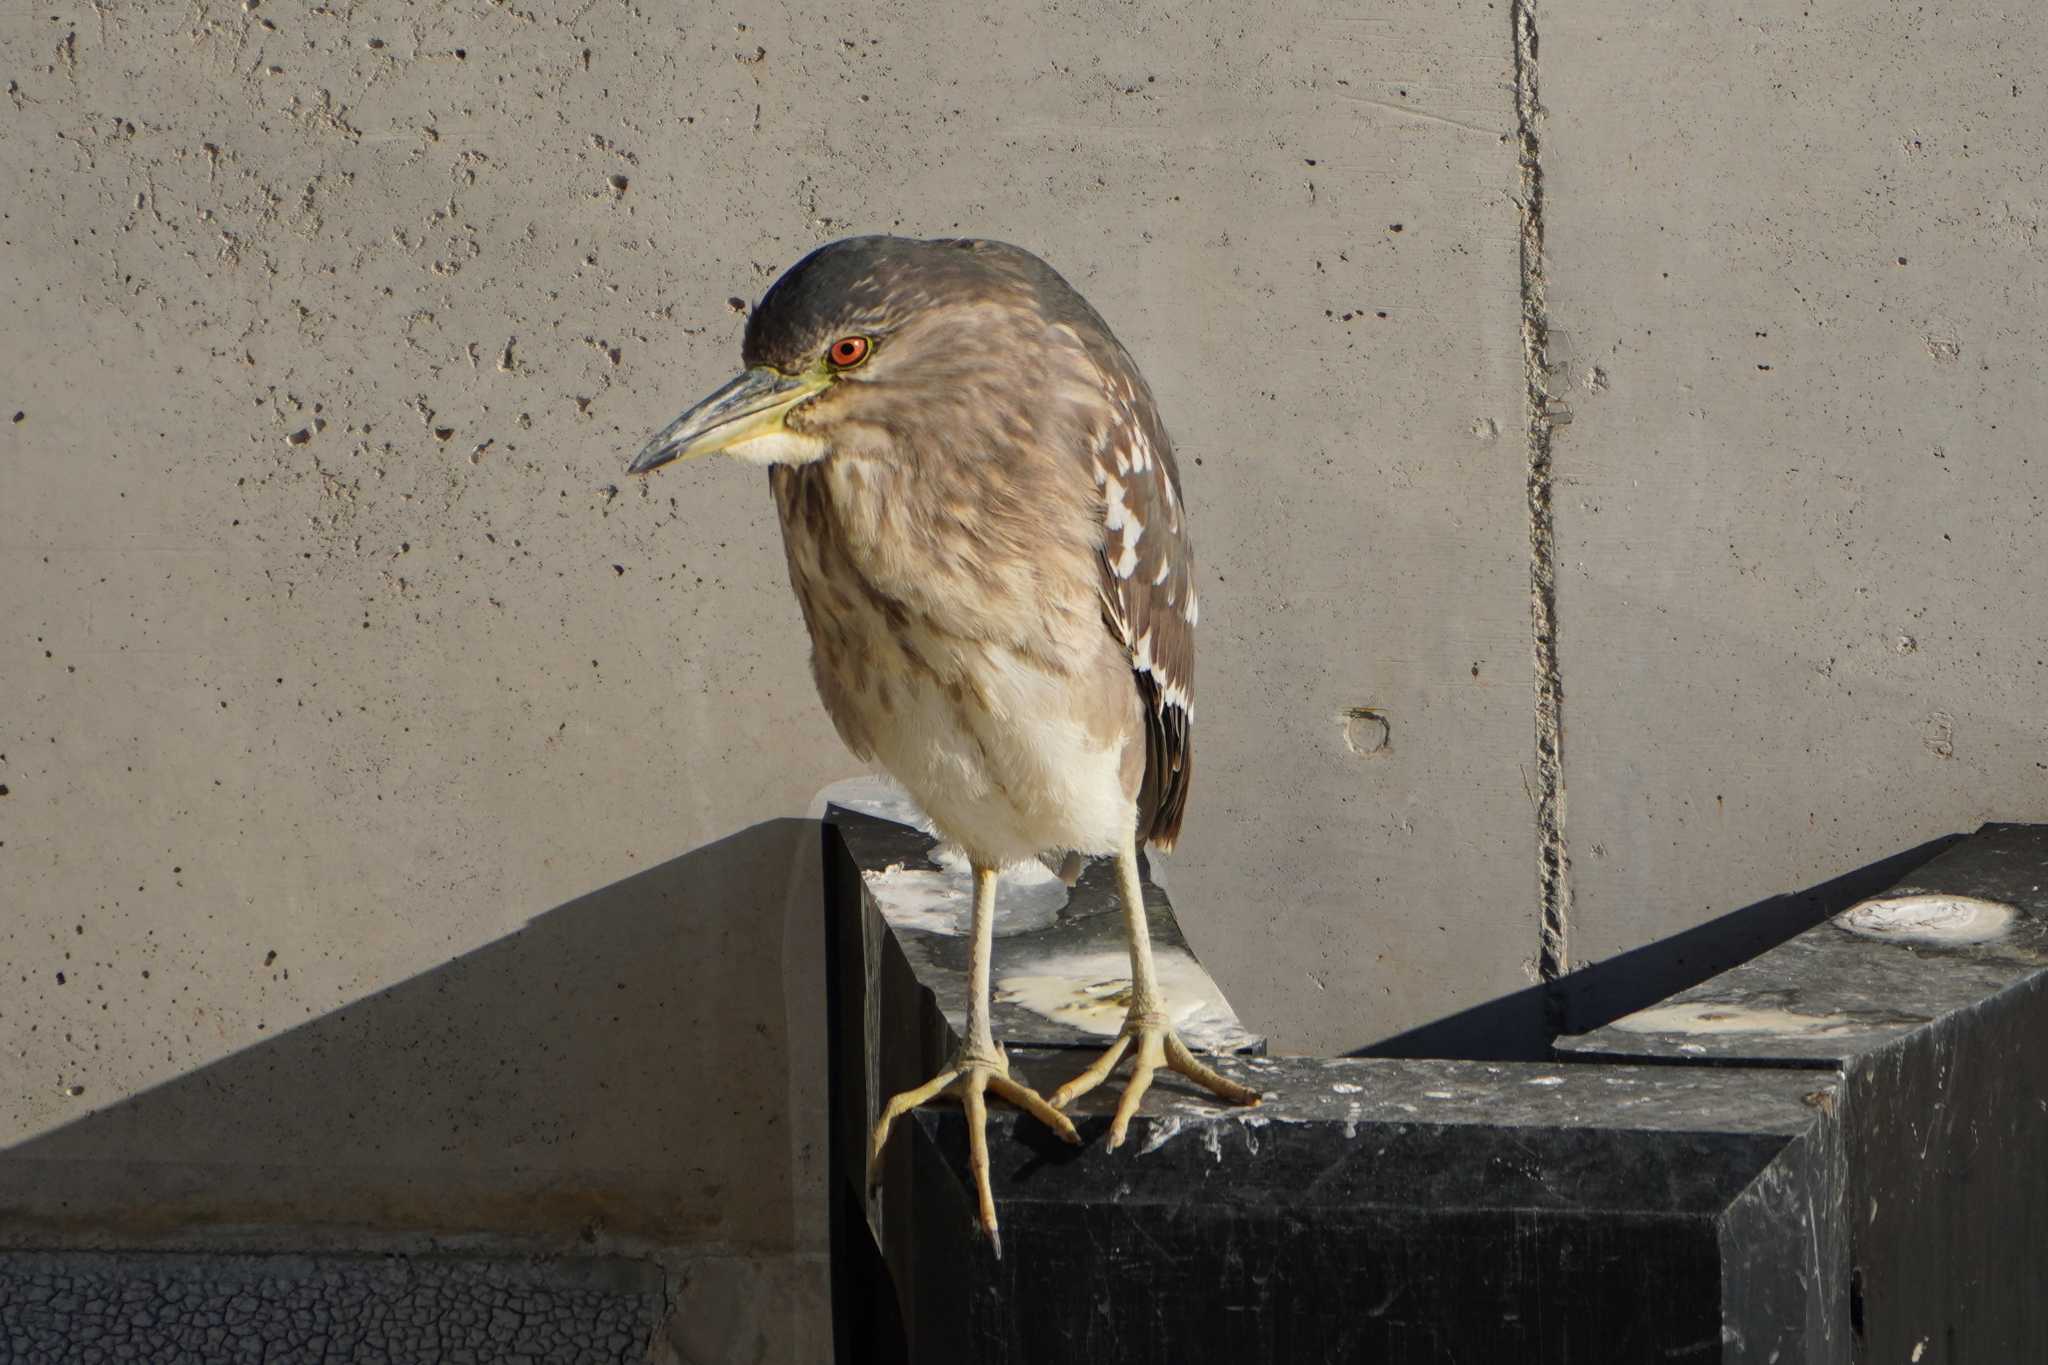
630,235,1259,1252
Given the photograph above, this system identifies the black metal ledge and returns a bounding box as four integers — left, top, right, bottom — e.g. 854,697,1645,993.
1560,824,2048,1362
823,791,2048,1364
899,1054,1843,1364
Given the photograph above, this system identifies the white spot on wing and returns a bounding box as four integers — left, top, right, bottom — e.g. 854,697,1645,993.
1102,473,1128,529
1129,431,1151,473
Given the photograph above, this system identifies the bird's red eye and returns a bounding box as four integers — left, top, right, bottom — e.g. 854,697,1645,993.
827,335,870,368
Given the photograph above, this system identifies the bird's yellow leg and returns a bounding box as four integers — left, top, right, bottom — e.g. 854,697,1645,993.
1049,833,1262,1148
865,863,1079,1256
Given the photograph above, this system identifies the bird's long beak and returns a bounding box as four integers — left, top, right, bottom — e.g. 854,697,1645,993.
628,365,828,475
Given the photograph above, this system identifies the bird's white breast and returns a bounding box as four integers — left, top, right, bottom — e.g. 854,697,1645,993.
863,632,1136,868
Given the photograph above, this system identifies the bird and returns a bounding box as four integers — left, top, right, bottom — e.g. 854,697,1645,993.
628,235,1260,1254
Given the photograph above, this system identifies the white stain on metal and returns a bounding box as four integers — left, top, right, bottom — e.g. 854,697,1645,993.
816,773,931,828
819,774,1071,935
996,948,1250,1050
1135,1116,1184,1156
1611,1001,1862,1038
1836,892,2018,945
862,865,1068,936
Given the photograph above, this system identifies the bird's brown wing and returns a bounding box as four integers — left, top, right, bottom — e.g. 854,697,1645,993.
955,237,1198,847
1080,347,1198,851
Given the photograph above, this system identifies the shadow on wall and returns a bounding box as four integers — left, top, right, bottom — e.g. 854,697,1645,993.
0,820,830,1264
1352,834,1966,1062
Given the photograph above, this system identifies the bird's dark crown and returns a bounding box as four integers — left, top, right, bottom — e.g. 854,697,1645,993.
741,235,1093,374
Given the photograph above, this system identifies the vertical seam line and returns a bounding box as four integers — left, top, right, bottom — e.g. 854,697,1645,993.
1514,0,1572,999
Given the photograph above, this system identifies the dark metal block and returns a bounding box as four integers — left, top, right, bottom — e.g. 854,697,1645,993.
822,787,2048,1364
895,1054,1846,1364
1560,824,2048,1361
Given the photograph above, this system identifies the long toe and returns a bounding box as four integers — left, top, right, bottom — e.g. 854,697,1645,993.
1054,1016,1262,1148
987,1072,1083,1145
961,1070,1001,1257
1164,1031,1263,1107
867,1066,961,1190
1047,1031,1132,1111
1105,1036,1163,1150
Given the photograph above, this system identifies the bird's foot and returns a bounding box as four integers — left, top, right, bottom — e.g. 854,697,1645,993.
1048,1010,1262,1150
866,1044,1080,1257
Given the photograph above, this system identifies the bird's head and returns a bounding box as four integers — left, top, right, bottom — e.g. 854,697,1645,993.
630,235,1095,476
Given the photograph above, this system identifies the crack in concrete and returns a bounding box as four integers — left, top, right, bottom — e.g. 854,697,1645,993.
1513,0,1572,994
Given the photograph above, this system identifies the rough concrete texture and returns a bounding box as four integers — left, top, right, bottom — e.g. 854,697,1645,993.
1,0,1524,1352
3,0,2044,1355
3,0,1525,1140
1538,1,2048,967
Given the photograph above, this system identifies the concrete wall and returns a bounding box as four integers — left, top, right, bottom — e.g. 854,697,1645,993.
3,0,2043,1357
1539,0,2048,971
